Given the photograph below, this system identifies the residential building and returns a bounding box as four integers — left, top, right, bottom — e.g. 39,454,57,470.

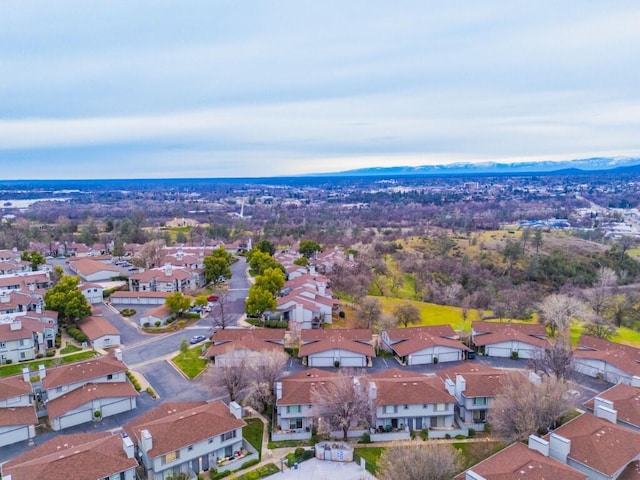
110,291,171,306
574,335,640,385
583,379,640,432
1,432,138,480
124,401,253,479
0,321,38,364
0,375,37,447
438,363,507,431
472,321,548,359
455,440,588,480
381,325,471,365
78,315,121,349
299,328,375,367
139,305,173,327
68,258,121,282
205,329,285,366
79,282,105,304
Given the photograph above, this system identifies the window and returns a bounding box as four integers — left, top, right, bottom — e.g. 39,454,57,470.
222,430,236,441
188,445,193,451
0,342,5,348
161,450,180,465
473,397,487,406
289,418,303,429
473,410,487,422
20,352,26,359
19,339,26,346
435,403,446,412
107,374,113,380
384,405,398,414
208,438,214,444
423,404,428,409
404,405,409,410
287,405,301,414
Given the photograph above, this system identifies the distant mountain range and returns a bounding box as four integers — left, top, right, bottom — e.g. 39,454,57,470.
316,157,640,177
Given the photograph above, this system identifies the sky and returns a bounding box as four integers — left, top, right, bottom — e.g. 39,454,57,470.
1,1,640,179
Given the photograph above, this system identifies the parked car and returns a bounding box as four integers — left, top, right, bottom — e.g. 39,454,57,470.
207,295,219,302
189,335,206,344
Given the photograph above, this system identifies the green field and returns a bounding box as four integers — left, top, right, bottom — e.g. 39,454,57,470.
0,351,100,378
171,343,209,379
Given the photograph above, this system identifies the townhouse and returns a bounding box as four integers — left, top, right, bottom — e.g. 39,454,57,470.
299,328,375,367
1,432,138,480
124,401,253,479
78,315,121,349
205,328,285,366
0,375,37,447
68,257,121,282
472,321,548,359
583,379,640,432
573,335,640,385
438,363,507,431
382,325,471,365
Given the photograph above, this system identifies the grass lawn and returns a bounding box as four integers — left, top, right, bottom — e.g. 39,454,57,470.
234,463,279,480
354,447,384,474
0,350,99,378
243,418,264,459
170,343,209,379
60,344,82,355
376,296,486,332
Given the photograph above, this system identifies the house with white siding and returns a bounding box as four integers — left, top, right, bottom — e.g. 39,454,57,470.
78,315,121,349
125,401,254,479
299,329,375,367
472,321,548,359
382,325,471,365
205,328,285,366
573,335,640,385
0,375,37,447
583,379,640,432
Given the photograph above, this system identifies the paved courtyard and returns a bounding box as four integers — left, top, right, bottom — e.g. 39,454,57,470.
278,458,376,480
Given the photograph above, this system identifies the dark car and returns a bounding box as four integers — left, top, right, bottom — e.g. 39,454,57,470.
189,335,206,344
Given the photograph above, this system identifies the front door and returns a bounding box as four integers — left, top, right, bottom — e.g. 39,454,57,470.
202,455,209,471
415,417,422,430
391,418,398,429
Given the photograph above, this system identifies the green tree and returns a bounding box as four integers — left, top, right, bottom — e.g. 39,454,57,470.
254,267,285,295
299,239,322,258
246,285,276,316
194,295,208,308
256,239,275,256
175,230,188,244
180,338,189,358
112,239,125,259
165,292,191,316
44,275,91,323
21,250,46,271
503,238,522,276
293,256,309,267
204,251,232,287
247,249,282,275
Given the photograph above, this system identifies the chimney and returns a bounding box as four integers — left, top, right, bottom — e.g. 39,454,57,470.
36,304,42,314
455,374,467,399
229,401,242,419
10,321,22,331
141,429,153,453
275,382,282,401
164,263,172,276
317,284,326,297
631,376,640,388
528,435,550,457
122,435,135,459
38,364,46,379
548,433,571,464
444,378,455,396
22,367,30,383
594,397,617,424
294,303,303,321
368,381,377,400
114,348,123,362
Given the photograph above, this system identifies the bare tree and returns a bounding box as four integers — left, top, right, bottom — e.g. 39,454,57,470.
490,372,575,442
357,297,382,329
528,338,574,380
378,444,463,480
311,372,373,441
375,313,398,332
244,350,289,412
212,293,234,330
586,267,617,315
538,294,588,338
131,239,165,268
213,353,252,402
393,302,421,328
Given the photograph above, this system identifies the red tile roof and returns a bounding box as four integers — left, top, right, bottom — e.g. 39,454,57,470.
454,441,587,480
42,355,127,390
299,329,375,358
473,321,547,336
369,369,455,405
69,258,120,276
46,382,137,420
0,375,32,401
437,363,508,397
385,325,471,356
2,432,138,480
277,369,341,406
575,335,640,377
124,401,245,458
0,405,37,427
205,329,285,357
78,315,119,341
547,413,640,477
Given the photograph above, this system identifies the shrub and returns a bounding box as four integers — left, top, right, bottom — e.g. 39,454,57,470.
510,351,519,360
35,353,44,359
45,349,56,357
54,336,62,348
420,429,428,441
154,321,162,327
94,410,102,418
455,434,466,440
121,308,136,317
5,359,12,364
166,316,176,324
468,428,476,438
184,312,201,320
29,375,40,382
210,469,230,480
146,387,157,399
433,356,439,364
338,311,345,318
596,372,605,381
143,322,151,328
445,433,451,439
360,432,371,444
241,458,259,469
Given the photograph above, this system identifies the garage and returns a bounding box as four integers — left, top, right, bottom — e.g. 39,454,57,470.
0,425,30,447
56,407,92,431
101,397,136,418
339,355,366,367
308,356,335,367
437,351,462,362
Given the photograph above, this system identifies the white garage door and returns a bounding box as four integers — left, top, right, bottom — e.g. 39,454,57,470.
59,408,92,430
438,351,461,363
309,356,334,367
340,356,365,367
0,426,29,447
410,354,432,365
485,346,511,358
101,397,133,417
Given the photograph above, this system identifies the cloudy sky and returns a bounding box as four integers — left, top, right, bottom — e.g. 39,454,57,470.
1,1,640,179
